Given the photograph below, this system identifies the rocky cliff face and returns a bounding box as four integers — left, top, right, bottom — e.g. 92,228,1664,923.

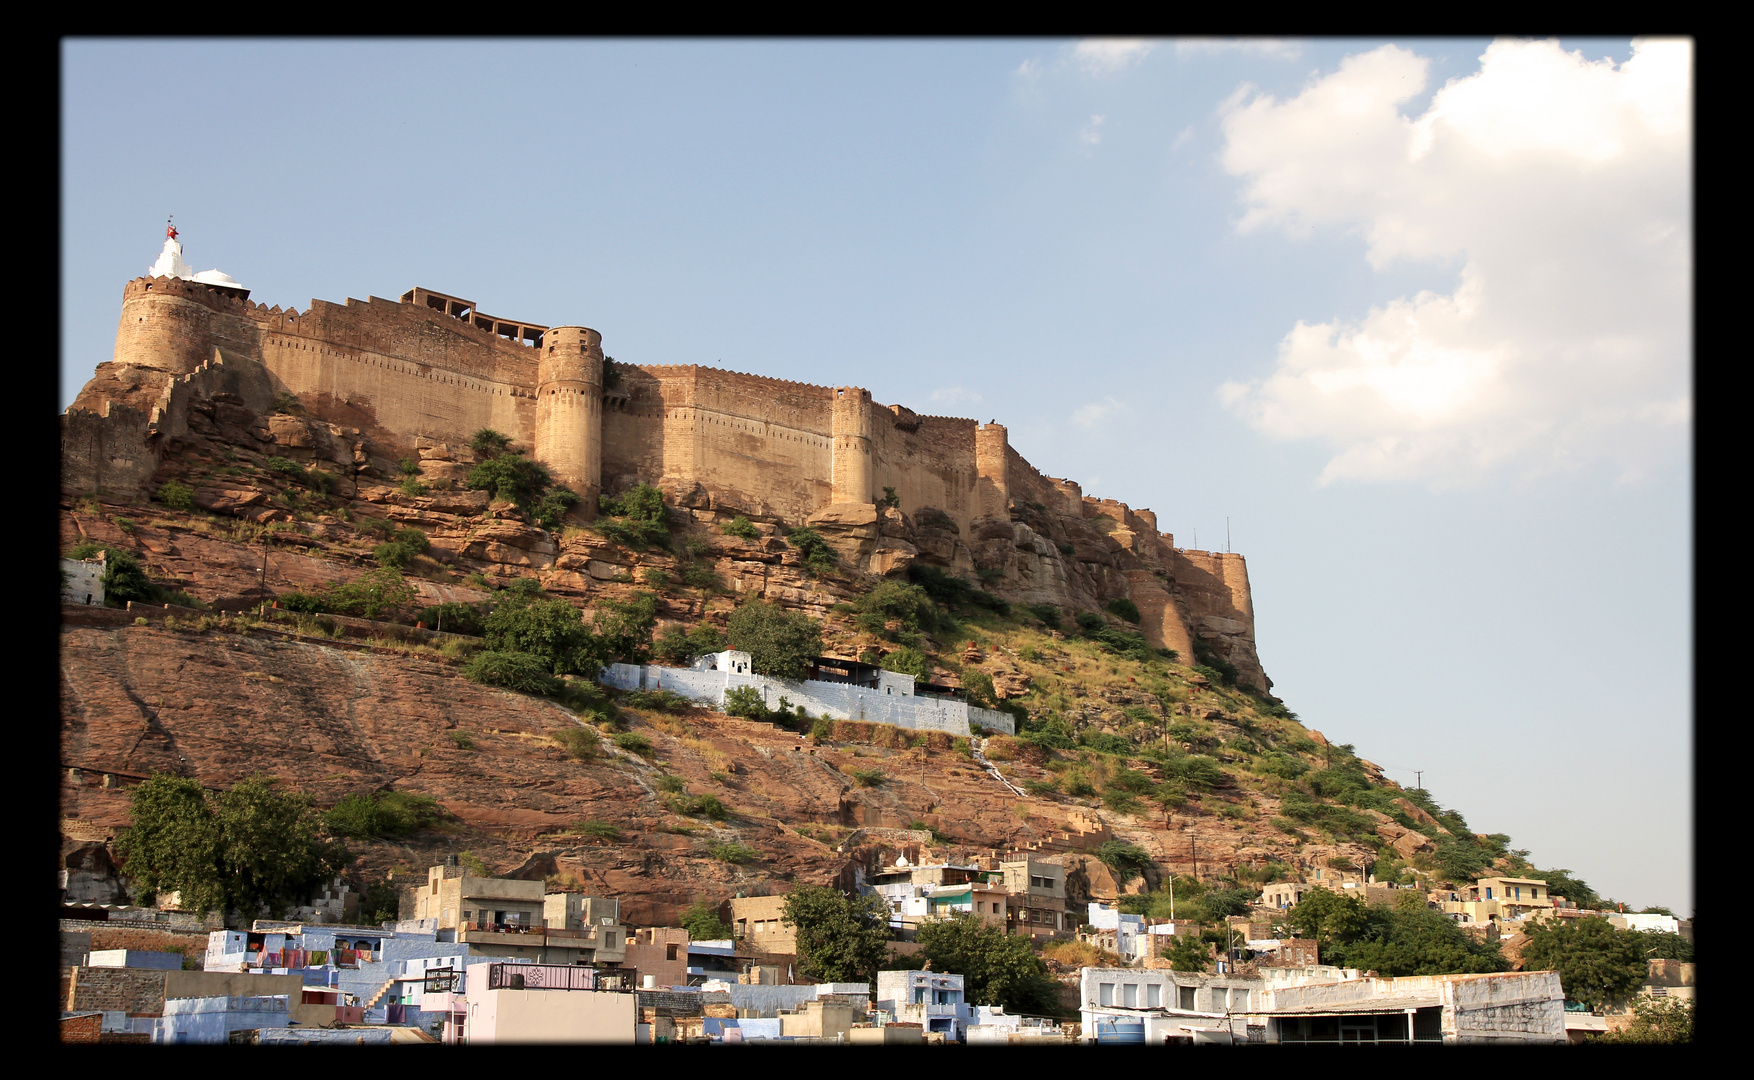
58,374,1373,927
801,499,1269,694
59,600,1383,926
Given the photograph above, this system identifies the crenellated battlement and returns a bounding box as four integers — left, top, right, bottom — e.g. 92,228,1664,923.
70,257,1268,691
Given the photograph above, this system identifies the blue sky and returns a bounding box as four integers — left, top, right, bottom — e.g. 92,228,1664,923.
61,38,1692,914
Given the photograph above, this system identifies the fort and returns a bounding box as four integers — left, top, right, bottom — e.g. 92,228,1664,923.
61,228,1270,692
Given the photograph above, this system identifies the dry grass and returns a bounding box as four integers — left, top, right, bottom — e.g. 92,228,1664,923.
681,737,735,774
1042,939,1123,968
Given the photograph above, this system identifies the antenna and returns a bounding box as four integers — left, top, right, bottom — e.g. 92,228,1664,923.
1192,527,1198,550
1227,517,1231,553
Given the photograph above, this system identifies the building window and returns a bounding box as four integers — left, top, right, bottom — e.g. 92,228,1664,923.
1099,983,1114,1006
1179,986,1196,1011
1146,984,1161,1007
1123,984,1138,1007
666,944,678,961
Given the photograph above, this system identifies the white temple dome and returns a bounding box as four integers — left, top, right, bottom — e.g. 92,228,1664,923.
147,220,245,290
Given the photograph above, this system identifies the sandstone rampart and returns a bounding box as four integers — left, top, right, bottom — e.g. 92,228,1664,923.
64,276,1268,688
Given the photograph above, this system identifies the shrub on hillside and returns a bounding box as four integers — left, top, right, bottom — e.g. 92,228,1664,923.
323,790,441,839
463,651,564,696
723,686,772,721
276,568,414,621
1105,597,1141,624
157,480,195,512
783,526,837,575
595,484,670,549
720,516,760,540
416,602,486,636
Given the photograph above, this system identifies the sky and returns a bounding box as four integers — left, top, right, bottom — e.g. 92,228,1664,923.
61,38,1692,915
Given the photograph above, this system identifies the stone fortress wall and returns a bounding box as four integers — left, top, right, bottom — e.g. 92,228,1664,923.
63,274,1267,690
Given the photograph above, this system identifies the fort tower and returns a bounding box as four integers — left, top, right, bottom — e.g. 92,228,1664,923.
535,325,606,517
975,421,1010,521
830,386,874,505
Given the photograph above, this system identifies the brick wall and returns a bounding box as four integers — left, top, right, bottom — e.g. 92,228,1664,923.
66,966,167,1015
64,922,208,964
60,1013,102,1044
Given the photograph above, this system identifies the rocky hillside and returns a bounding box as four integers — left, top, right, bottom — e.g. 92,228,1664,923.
59,393,1516,923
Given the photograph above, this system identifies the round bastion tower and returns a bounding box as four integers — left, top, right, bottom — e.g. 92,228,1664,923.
534,325,605,519
830,386,875,505
114,221,251,376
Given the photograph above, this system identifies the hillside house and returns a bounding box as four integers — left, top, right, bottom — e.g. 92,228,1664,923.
428,961,635,1044
730,894,798,954
1001,856,1069,937
877,969,972,1041
541,893,627,966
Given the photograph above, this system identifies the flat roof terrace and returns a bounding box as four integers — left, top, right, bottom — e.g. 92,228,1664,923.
401,286,547,347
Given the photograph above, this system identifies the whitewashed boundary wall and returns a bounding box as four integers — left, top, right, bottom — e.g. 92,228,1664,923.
598,664,1014,737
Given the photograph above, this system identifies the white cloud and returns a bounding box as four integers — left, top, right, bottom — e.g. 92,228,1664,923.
929,387,982,408
1071,38,1157,75
1079,114,1106,149
1217,38,1691,486
1174,38,1302,60
1073,397,1125,428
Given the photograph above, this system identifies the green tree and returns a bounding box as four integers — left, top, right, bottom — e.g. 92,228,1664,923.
114,774,223,912
590,592,660,665
485,596,597,674
99,547,155,605
415,602,487,636
116,774,347,923
780,885,892,984
1331,906,1507,976
1533,867,1601,911
1520,916,1648,1010
726,600,822,679
1596,997,1693,1044
358,880,401,925
1287,888,1370,945
879,647,927,678
1161,934,1209,972
913,913,1057,1013
654,623,727,665
680,902,734,942
211,777,349,920
962,671,998,708
1638,930,1694,962
1199,887,1258,920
